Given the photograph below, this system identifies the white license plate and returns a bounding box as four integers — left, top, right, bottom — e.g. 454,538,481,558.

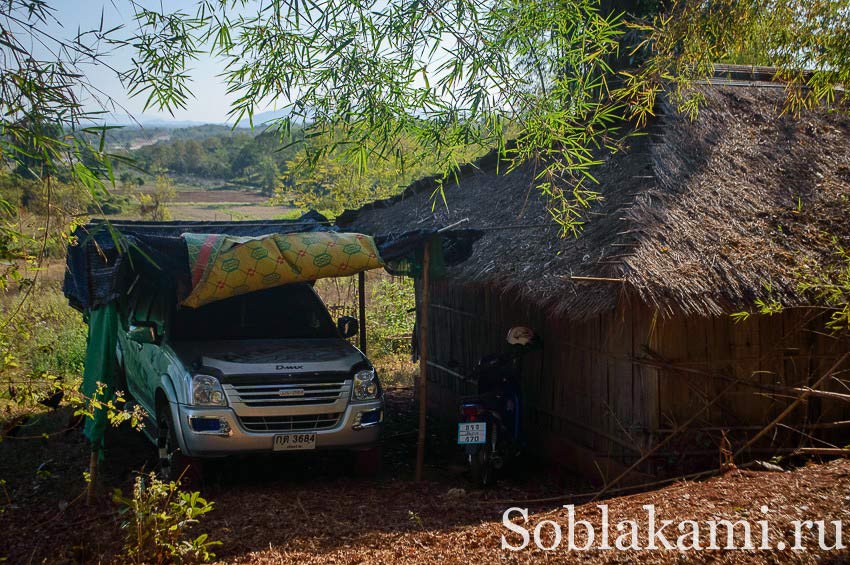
273,433,316,451
458,422,487,445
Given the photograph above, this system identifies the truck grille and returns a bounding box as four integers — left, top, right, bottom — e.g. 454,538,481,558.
238,413,342,432
224,378,349,407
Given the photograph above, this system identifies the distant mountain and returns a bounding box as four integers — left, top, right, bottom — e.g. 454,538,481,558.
100,109,295,129
135,118,213,128
242,108,290,127
111,114,221,128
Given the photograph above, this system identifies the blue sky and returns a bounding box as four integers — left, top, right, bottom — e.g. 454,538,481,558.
46,1,253,124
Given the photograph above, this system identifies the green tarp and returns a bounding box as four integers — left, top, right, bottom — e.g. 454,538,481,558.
80,303,119,454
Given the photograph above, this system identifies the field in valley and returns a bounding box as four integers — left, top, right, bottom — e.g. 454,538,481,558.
111,180,298,221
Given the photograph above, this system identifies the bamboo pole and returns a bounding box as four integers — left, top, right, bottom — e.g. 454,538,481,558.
590,375,745,502
358,271,367,354
415,240,431,482
733,352,850,460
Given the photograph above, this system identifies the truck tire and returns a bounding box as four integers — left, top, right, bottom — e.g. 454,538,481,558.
352,446,382,477
156,403,201,484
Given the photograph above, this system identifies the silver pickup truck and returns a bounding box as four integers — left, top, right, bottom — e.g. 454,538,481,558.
116,283,383,479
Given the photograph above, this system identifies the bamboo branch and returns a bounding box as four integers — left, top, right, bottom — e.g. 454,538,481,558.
564,275,626,283
733,352,850,460
590,375,746,502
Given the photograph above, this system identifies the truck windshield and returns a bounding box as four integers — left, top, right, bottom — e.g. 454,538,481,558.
170,284,339,341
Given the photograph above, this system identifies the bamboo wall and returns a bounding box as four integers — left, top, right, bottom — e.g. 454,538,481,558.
422,279,850,483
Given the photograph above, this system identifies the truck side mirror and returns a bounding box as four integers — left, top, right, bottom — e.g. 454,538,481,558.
128,324,158,345
337,316,358,338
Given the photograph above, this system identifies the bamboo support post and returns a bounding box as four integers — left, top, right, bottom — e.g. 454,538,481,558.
358,271,367,354
415,240,431,482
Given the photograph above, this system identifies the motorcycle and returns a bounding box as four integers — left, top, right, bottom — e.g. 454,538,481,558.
457,327,539,486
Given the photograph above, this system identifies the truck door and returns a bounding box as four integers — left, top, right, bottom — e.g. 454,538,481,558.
138,292,169,409
124,291,160,412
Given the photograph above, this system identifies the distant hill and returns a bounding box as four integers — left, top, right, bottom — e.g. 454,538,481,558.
252,108,289,125
105,124,244,151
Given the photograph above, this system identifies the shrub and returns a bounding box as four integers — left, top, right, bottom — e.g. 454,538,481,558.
113,473,220,564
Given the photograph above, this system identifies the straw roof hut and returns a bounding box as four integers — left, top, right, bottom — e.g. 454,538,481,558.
339,74,850,481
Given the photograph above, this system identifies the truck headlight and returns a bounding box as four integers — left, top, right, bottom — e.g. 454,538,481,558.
190,374,227,406
352,369,379,401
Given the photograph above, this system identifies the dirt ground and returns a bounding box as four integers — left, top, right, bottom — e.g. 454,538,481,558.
1,389,849,564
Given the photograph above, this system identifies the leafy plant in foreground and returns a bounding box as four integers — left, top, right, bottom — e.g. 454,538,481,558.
113,473,220,564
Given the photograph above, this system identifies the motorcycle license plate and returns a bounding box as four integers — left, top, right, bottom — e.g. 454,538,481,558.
273,433,316,451
458,422,486,445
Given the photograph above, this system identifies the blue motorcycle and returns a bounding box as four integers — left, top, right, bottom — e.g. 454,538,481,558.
458,327,539,486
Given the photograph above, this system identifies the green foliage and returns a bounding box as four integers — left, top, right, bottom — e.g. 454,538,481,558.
276,134,480,213
72,383,147,433
367,277,415,358
0,289,86,382
113,473,220,564
131,130,255,179
733,252,850,334
799,246,850,332
120,0,850,236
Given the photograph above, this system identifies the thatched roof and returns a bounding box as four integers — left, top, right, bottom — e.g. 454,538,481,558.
338,81,850,319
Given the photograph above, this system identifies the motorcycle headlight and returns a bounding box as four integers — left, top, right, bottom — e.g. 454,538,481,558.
190,374,227,406
352,368,379,401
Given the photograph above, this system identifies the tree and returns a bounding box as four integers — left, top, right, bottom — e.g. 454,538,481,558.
258,156,281,197
2,1,850,300
119,172,135,190
115,0,850,235
0,1,127,298
139,174,176,221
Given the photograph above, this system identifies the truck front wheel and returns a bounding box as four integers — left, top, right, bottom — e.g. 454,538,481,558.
156,403,201,484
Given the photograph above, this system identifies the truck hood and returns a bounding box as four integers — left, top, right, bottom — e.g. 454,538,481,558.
171,338,366,376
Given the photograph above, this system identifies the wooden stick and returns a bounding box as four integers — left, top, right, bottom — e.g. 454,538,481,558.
437,218,469,232
86,450,98,506
357,271,367,354
415,240,431,482
733,352,850,460
564,275,626,283
790,387,850,403
656,420,850,433
426,361,467,381
793,447,850,456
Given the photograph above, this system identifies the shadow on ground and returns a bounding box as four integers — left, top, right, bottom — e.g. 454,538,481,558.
0,389,587,563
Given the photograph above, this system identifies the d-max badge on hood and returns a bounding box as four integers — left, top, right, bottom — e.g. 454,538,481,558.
276,364,304,370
